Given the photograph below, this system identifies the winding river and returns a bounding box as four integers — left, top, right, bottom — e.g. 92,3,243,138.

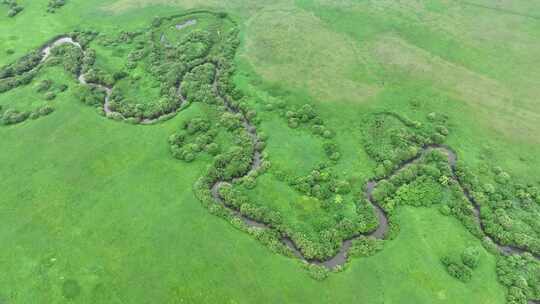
36,37,539,302
40,36,187,125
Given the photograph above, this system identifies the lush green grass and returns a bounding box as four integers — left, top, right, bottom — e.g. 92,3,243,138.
2,0,540,303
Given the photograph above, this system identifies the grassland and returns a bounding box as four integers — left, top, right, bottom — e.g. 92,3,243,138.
1,0,539,303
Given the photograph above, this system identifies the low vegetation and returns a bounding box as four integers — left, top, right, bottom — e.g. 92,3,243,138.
1,0,23,17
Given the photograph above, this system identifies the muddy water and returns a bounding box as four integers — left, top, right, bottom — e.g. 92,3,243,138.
175,19,197,30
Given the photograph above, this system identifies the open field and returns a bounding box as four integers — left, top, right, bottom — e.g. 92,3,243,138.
1,0,539,303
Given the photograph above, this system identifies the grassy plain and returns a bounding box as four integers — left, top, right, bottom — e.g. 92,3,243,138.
1,0,539,303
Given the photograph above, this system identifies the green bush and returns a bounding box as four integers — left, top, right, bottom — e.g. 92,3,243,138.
461,246,480,269
441,255,473,282
303,263,329,281
47,0,65,13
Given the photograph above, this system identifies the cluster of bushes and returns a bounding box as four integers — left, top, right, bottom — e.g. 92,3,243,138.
362,111,450,179
0,52,43,94
177,31,212,62
454,161,540,255
0,51,42,80
0,70,37,94
80,16,228,122
173,14,317,263
168,117,220,162
192,112,258,187
46,0,65,13
83,68,114,87
48,42,84,76
168,12,375,270
34,79,67,101
218,183,282,227
194,176,294,260
440,246,481,282
303,263,329,281
441,256,472,282
286,228,340,261
249,123,376,259
381,177,445,210
258,100,387,260
212,137,255,181
74,84,106,107
116,30,143,44
322,142,340,161
371,150,451,204
263,102,335,138
0,104,54,126
348,236,384,258
70,30,98,48
367,148,485,240
1,0,23,17
180,63,216,105
268,197,378,261
289,164,351,207
496,254,540,304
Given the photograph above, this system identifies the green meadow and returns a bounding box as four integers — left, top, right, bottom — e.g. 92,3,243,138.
1,0,539,303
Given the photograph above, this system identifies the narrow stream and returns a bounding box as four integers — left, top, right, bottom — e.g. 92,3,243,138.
40,36,187,124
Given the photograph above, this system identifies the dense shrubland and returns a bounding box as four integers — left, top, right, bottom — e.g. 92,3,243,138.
497,254,540,304
169,117,220,162
273,161,379,260
455,162,540,256
360,111,539,302
361,111,450,179
87,14,235,122
0,12,237,125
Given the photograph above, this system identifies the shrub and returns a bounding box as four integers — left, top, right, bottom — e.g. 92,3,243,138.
7,5,23,17
184,152,196,162
461,246,480,269
36,80,53,92
441,255,473,282
38,105,54,116
1,108,29,125
205,142,220,156
303,263,329,281
47,0,65,13
44,91,56,100
242,176,256,189
322,130,334,139
349,236,384,258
